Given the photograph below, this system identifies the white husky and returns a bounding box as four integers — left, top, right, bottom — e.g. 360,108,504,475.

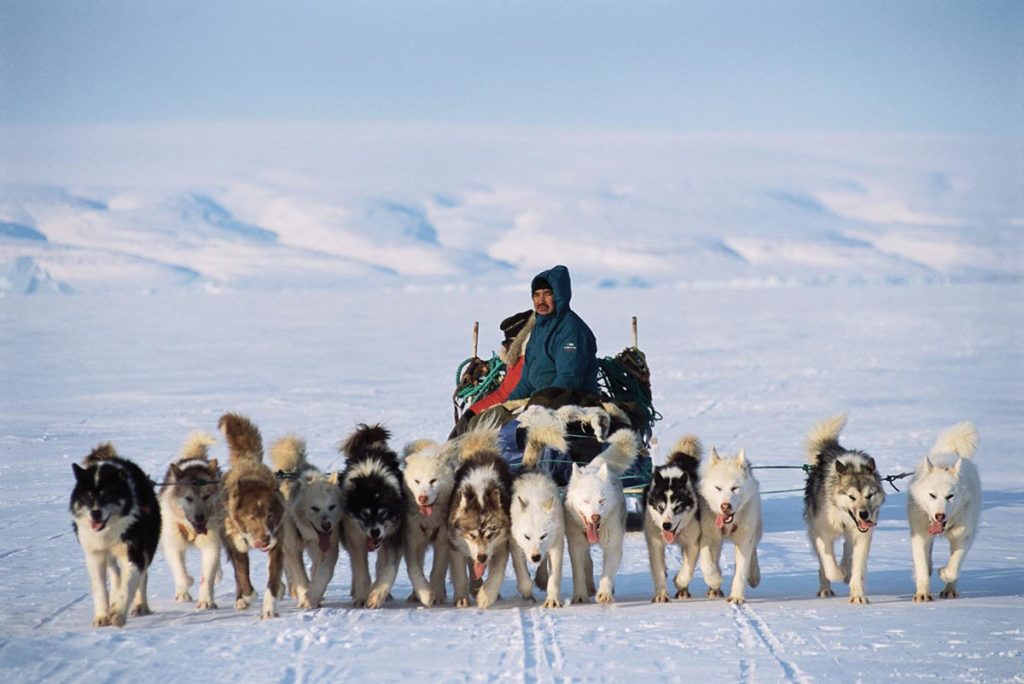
908,422,981,602
510,472,565,608
698,447,762,604
564,429,639,604
159,432,224,610
401,438,455,607
270,435,342,608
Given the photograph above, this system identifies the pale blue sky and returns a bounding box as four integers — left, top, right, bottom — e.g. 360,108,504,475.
1,1,1021,133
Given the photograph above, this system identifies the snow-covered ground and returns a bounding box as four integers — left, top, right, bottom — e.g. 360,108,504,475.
1,283,1022,682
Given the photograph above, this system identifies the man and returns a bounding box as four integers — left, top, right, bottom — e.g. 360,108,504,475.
506,264,599,403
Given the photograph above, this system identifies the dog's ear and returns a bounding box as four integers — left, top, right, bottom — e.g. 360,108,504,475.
518,496,528,510
328,471,341,486
597,462,610,482
72,462,88,483
864,457,876,473
735,448,747,467
709,447,721,464
208,458,219,472
169,463,184,480
950,457,962,475
835,459,848,475
542,496,555,512
571,463,583,478
489,487,503,508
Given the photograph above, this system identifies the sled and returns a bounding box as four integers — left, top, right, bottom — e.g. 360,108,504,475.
453,316,660,529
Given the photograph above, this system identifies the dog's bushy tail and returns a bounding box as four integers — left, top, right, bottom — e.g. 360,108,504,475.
666,435,702,467
84,442,119,465
805,413,848,466
178,431,217,462
218,413,264,465
339,423,391,462
402,439,441,460
457,421,501,463
596,428,639,475
518,406,569,469
270,434,308,473
929,422,979,460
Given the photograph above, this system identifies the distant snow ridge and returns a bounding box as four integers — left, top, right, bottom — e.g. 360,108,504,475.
0,222,47,242
1,256,71,295
181,194,278,243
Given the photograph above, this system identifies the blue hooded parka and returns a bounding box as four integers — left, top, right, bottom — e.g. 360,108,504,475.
507,265,599,401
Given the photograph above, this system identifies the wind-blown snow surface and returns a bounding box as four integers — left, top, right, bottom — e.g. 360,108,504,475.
1,284,1022,682
0,123,1020,295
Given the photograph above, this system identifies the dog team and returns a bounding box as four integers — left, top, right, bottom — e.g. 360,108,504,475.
69,409,982,627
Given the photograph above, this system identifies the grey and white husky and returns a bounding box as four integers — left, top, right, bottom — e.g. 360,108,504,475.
447,424,513,609
159,431,224,609
401,438,455,607
698,445,762,604
564,429,639,604
644,435,702,603
907,422,981,602
803,413,885,604
270,435,342,608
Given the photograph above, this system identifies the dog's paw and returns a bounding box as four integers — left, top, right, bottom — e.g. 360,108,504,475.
92,615,111,628
817,587,835,598
476,592,495,610
129,604,152,617
706,588,724,599
940,586,960,599
416,590,436,607
297,595,314,610
259,608,279,619
572,594,590,605
542,596,563,609
596,590,615,605
367,587,390,609
352,597,368,608
196,599,218,610
652,592,671,604
937,566,958,584
174,591,193,602
455,597,471,608
912,592,934,603
675,588,691,599
848,593,869,605
106,611,126,628
727,595,746,605
235,592,255,610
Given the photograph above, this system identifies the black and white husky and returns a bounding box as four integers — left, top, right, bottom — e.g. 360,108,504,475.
908,422,981,602
803,413,885,604
70,443,161,627
643,435,702,603
564,429,639,604
159,431,224,609
338,424,407,608
447,424,513,609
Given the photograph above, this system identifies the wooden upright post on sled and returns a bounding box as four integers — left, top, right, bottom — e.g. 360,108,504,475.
632,316,638,350
472,321,479,359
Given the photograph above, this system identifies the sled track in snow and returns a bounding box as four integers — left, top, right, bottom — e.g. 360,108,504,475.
733,603,812,684
517,606,565,683
34,592,89,630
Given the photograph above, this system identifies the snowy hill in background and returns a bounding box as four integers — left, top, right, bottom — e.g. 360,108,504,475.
0,123,1020,295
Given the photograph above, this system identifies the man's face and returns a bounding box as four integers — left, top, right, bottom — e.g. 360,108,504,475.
532,288,555,315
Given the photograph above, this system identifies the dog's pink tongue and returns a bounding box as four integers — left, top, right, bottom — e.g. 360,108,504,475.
472,561,486,580
585,521,600,544
419,504,433,517
662,530,675,544
90,520,104,531
928,520,945,535
318,530,331,552
715,514,726,529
